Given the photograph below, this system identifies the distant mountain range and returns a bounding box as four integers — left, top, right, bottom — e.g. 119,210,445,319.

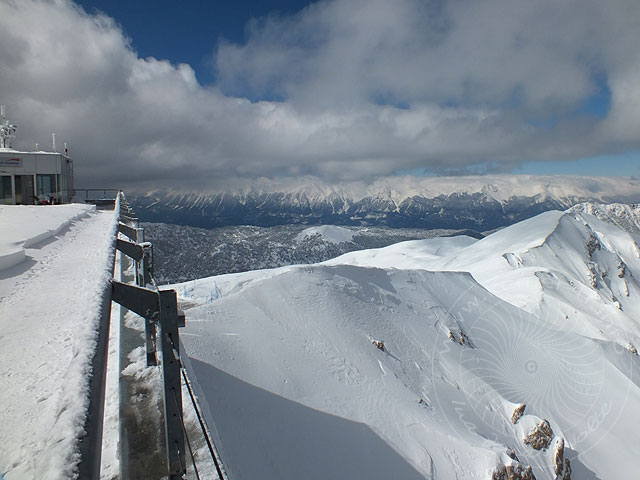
129,175,640,230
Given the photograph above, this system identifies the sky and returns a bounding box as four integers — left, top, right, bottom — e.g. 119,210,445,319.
0,0,639,190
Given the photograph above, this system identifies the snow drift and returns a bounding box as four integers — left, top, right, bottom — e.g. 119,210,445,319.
0,204,95,271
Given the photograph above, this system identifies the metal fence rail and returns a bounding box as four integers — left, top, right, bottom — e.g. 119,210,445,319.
73,188,120,201
73,188,120,208
76,193,120,479
112,194,228,479
76,192,227,479
112,196,186,478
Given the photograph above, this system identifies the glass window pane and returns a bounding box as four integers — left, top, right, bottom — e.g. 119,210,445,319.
1,176,12,200
36,174,57,196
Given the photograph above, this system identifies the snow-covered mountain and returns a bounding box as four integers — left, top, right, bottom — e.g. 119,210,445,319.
130,175,640,230
569,202,640,236
176,205,640,480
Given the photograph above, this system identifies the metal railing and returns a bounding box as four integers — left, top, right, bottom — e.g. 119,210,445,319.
75,193,120,479
111,196,187,478
113,194,228,479
76,192,228,479
73,188,120,208
73,188,120,200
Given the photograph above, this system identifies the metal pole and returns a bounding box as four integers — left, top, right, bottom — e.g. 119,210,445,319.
142,243,157,366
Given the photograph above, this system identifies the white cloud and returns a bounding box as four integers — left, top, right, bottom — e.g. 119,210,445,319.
0,0,639,190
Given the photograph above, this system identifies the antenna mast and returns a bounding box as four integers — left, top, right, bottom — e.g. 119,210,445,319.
0,105,18,149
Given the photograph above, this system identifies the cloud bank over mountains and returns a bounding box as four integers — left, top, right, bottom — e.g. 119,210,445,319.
1,0,639,189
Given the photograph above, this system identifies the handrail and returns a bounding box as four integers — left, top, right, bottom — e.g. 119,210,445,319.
76,193,120,478
75,192,227,479
111,194,218,479
73,188,120,202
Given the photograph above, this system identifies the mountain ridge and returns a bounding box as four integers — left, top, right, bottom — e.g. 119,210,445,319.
129,175,640,230
176,204,640,479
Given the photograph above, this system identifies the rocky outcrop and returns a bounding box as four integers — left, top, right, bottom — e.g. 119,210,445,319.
554,438,572,480
618,259,627,278
586,233,601,259
587,262,599,288
511,404,526,424
448,328,472,347
492,464,536,480
523,419,553,451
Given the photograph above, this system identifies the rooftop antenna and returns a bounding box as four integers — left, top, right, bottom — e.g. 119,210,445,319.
0,105,18,149
52,133,56,152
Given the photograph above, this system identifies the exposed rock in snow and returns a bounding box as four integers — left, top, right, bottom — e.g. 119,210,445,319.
492,464,536,480
618,259,627,278
553,438,572,480
448,328,472,347
585,232,601,259
524,420,554,451
511,404,526,424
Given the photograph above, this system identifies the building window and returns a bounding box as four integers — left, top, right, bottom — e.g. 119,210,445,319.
1,176,12,202
36,174,58,197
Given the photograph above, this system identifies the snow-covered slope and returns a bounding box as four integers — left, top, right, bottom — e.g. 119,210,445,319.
570,202,640,235
177,207,640,479
295,225,355,243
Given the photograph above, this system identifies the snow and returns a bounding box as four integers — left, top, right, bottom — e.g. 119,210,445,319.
570,202,640,235
3,198,640,479
0,204,118,480
177,207,640,479
99,250,125,480
0,204,95,271
295,225,355,244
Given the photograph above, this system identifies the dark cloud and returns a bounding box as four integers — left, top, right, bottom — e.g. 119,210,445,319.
0,0,639,190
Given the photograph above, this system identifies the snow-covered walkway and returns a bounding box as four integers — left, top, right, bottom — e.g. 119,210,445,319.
0,205,117,480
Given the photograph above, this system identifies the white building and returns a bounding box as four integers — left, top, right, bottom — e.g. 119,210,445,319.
0,150,74,205
0,106,74,205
